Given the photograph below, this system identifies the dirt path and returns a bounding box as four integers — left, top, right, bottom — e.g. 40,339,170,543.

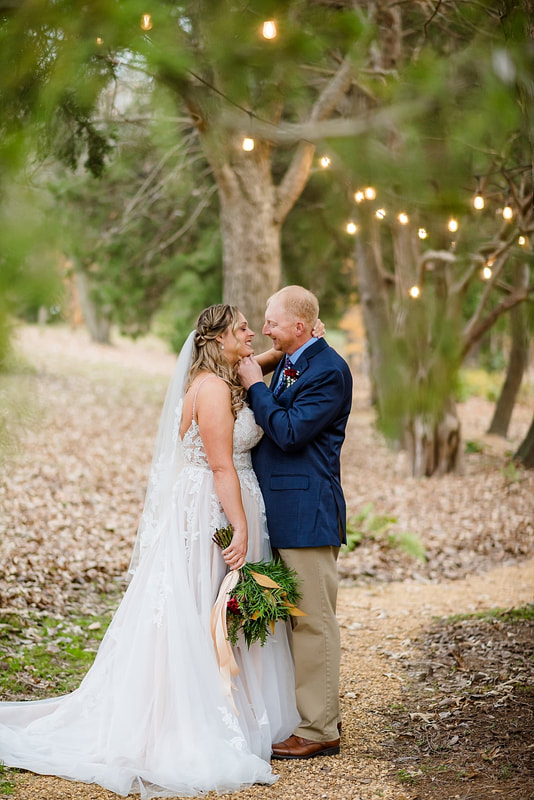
9,559,533,800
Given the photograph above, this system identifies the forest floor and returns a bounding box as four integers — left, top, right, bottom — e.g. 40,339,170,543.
0,323,533,800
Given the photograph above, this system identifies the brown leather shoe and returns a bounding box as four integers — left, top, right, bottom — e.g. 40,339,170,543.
271,734,340,760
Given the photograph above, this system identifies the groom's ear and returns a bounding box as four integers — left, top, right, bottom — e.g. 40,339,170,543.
295,321,306,337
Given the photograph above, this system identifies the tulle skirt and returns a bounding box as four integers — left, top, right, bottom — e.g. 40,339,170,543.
0,464,299,797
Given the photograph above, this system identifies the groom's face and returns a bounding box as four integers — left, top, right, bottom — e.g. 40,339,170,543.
263,298,298,354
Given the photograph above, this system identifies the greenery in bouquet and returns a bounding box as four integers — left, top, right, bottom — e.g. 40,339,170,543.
213,525,304,648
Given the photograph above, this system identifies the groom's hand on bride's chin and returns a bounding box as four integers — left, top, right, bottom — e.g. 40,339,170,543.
238,355,263,390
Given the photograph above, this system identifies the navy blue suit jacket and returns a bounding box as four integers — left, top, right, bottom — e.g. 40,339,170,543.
247,338,352,549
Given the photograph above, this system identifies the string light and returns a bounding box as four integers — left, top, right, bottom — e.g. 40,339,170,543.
354,191,365,203
96,36,103,45
141,13,152,31
375,208,386,219
502,204,513,220
482,266,492,280
319,155,331,168
345,221,358,235
473,192,485,210
242,137,255,151
398,212,409,225
261,20,277,39
448,218,458,233
409,286,420,298
364,187,376,200
518,235,526,246
418,228,428,239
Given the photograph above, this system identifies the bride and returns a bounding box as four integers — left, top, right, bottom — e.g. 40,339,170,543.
0,304,300,798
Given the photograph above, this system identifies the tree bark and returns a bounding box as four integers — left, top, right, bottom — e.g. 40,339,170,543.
75,269,112,345
488,264,530,437
405,398,461,477
212,142,281,347
354,223,391,406
515,411,534,468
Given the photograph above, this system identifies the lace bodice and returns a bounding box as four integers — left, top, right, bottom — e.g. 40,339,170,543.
183,405,263,472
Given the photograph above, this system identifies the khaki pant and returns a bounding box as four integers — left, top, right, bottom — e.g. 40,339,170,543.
277,546,340,742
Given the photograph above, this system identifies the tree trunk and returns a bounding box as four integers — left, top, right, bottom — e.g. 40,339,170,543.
354,225,391,407
214,145,281,349
75,269,112,345
515,411,534,468
488,264,530,436
404,398,461,477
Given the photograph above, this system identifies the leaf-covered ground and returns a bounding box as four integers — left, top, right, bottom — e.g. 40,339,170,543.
0,324,533,800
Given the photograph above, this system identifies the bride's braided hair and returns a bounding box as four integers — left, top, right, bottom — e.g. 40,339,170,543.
188,304,246,418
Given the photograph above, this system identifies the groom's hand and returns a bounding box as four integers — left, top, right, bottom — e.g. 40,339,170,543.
238,355,263,390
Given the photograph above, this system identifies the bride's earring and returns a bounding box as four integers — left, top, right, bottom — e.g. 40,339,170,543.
220,344,225,350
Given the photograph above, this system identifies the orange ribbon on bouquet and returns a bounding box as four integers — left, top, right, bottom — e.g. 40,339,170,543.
210,569,241,713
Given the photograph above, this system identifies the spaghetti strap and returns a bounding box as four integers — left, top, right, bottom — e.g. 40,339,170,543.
192,376,218,422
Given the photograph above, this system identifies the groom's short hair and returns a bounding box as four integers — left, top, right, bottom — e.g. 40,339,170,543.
268,286,319,329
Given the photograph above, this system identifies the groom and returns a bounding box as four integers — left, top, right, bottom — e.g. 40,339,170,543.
238,285,352,759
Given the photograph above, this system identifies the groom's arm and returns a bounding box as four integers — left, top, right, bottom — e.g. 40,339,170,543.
246,368,350,452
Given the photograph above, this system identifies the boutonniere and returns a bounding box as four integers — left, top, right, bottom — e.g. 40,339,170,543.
284,366,300,387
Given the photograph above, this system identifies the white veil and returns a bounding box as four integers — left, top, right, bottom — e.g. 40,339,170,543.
128,331,195,576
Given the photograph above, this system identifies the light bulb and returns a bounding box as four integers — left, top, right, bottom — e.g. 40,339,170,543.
354,191,364,203
518,235,526,246
364,187,376,200
418,228,428,239
448,218,458,233
409,286,420,298
345,222,358,235
398,212,409,225
262,20,277,39
141,13,152,31
473,193,485,210
96,36,103,45
482,266,492,280
242,137,255,152
503,205,513,220
319,155,331,168
375,208,386,219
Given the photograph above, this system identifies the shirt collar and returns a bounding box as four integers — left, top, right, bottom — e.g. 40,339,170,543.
286,336,316,365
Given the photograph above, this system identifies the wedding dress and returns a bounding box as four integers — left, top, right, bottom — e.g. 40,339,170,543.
0,362,299,796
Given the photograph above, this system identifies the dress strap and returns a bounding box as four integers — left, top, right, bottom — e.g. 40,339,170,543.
192,376,218,422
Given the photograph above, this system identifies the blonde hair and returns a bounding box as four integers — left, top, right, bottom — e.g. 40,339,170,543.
188,304,246,417
268,285,319,329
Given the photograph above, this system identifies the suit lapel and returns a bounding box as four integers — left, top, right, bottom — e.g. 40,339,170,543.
269,339,328,391
293,338,328,375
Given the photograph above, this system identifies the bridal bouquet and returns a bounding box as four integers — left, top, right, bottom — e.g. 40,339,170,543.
212,525,305,648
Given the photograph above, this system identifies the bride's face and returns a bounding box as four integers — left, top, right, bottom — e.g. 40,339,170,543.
218,313,255,365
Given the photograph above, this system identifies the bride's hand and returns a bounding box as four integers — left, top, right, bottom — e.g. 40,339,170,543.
222,528,248,570
312,318,325,338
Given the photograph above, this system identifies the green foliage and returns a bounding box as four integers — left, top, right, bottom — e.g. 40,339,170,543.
213,524,302,648
230,560,302,648
464,440,484,454
445,604,534,625
0,763,20,796
500,460,523,485
0,607,115,698
387,531,427,563
456,368,504,403
0,185,63,368
343,503,426,562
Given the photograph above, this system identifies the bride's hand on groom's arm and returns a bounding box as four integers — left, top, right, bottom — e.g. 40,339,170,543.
238,355,264,389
